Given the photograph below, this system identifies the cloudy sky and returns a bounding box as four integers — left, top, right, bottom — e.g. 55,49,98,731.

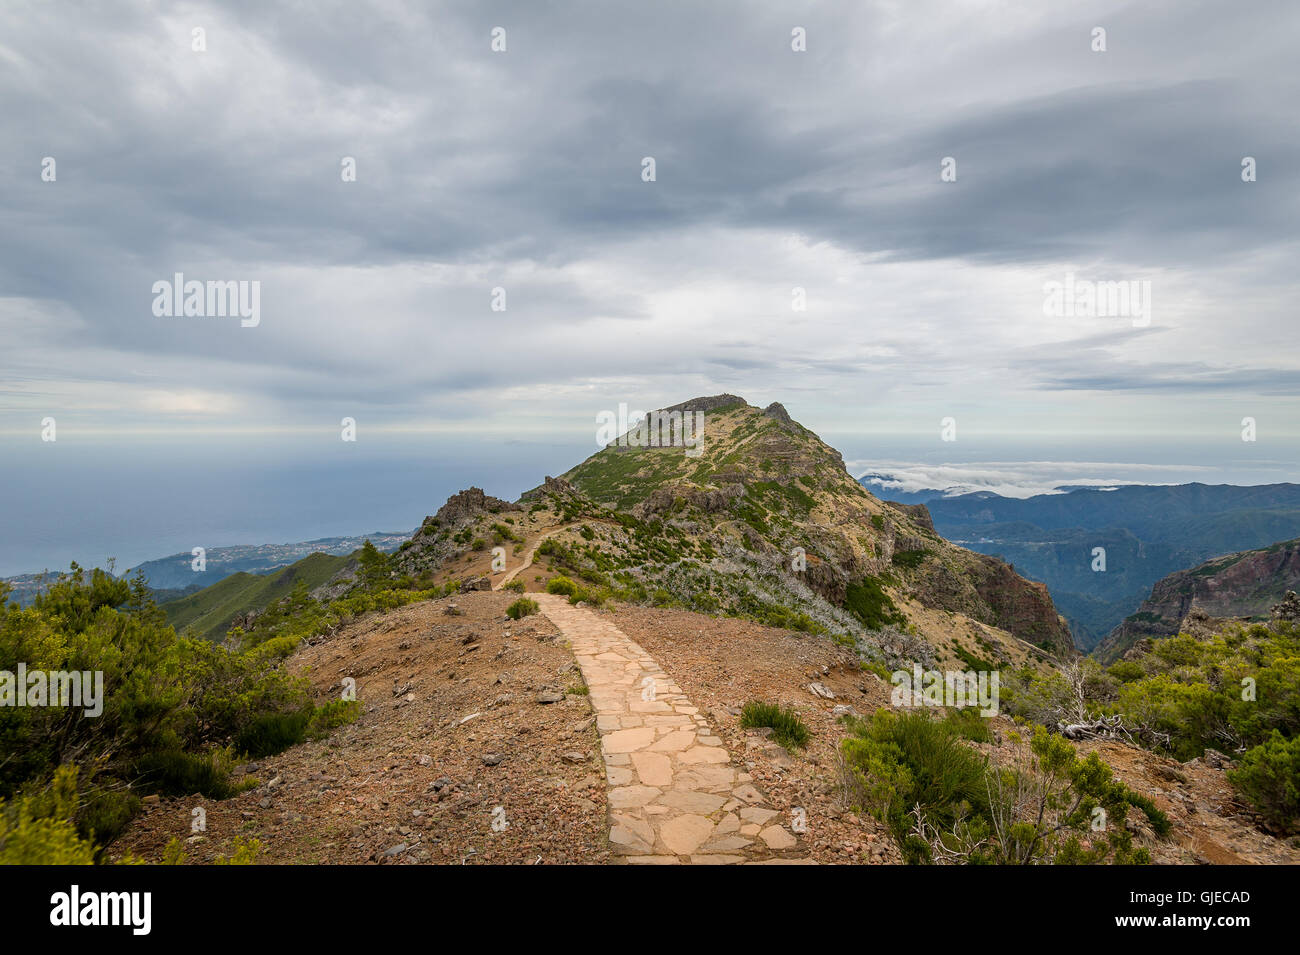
3,0,1298,451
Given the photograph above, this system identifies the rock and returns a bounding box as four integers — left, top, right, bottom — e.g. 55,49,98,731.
433,487,522,524
760,825,798,850
461,577,491,592
417,754,433,766
535,690,565,704
443,603,462,616
432,777,453,791
482,753,504,766
383,843,409,859
1202,748,1233,769
831,704,857,717
257,798,272,809
561,752,589,764
809,682,836,700
1273,590,1300,622
141,795,160,807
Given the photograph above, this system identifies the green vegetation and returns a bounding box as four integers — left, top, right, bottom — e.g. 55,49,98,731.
1227,732,1300,831
891,549,930,569
0,566,364,863
546,576,579,597
1000,617,1300,832
163,551,350,641
844,577,907,631
506,597,539,620
740,701,811,751
840,710,1163,864
952,644,996,673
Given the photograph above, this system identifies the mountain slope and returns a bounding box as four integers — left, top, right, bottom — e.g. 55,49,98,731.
391,395,1071,668
1095,538,1300,662
162,551,353,642
557,396,1072,656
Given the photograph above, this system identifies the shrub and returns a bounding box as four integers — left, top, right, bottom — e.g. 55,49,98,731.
0,766,95,865
740,701,811,751
1227,731,1300,833
502,580,526,593
506,598,540,620
136,747,239,798
844,577,907,630
305,699,361,739
546,576,579,597
839,711,1156,864
891,549,930,569
943,706,993,743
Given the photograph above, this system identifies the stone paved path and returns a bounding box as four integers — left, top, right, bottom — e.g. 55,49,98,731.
534,593,811,865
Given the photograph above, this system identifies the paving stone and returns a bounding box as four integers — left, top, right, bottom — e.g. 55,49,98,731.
660,814,715,855
631,752,674,787
657,789,728,814
603,727,657,754
608,785,661,809
760,825,798,850
680,746,730,765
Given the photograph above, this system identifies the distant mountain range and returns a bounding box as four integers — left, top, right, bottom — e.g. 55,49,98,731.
859,478,1300,651
1,532,410,606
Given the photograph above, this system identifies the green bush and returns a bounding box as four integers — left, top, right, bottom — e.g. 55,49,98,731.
839,711,1158,864
506,598,540,620
546,576,579,597
740,701,811,751
135,748,239,798
0,565,367,861
502,580,526,593
0,766,95,865
1227,731,1300,833
943,706,993,743
844,577,907,630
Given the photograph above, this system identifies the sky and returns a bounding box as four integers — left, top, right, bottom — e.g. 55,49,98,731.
2,0,1299,571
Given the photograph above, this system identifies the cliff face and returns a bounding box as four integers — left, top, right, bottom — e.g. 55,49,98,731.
1095,538,1300,662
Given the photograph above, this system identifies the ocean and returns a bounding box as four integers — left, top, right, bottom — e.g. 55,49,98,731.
3,431,1298,578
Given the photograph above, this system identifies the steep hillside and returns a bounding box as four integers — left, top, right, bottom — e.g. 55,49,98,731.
1096,538,1300,662
163,551,352,642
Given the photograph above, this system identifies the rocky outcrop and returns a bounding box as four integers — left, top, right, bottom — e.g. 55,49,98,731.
434,487,520,524
885,501,936,535
635,483,745,518
395,487,522,575
1096,538,1300,662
